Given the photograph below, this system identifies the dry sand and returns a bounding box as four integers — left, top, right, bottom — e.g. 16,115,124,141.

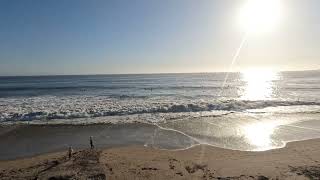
1,139,320,180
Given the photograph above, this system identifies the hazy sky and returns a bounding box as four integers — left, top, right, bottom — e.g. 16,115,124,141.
0,0,319,75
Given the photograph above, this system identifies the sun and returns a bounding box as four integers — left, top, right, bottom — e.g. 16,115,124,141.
238,0,283,34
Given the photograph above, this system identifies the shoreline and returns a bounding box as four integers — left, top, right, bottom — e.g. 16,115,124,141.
1,138,320,179
1,122,320,161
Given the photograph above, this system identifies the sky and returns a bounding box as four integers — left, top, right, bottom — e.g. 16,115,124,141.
0,0,319,76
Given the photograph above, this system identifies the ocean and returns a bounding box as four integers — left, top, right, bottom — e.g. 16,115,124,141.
1,71,320,159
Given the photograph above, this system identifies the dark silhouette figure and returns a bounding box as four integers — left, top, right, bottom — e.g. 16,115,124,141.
68,146,73,159
90,136,94,149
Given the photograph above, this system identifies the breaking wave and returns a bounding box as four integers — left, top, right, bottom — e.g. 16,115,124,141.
1,95,319,122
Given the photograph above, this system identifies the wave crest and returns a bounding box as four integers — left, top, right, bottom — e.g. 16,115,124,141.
1,97,319,122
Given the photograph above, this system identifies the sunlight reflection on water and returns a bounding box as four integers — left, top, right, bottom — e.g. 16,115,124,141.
242,121,278,150
240,69,279,100
239,70,280,149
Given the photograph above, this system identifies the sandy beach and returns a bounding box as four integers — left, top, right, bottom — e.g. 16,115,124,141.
1,0,320,179
0,138,319,180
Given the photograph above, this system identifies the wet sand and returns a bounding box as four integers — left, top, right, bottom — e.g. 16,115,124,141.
1,138,320,179
0,123,196,160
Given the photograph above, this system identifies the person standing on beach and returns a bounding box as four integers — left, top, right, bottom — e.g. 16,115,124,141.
90,136,94,149
68,146,73,159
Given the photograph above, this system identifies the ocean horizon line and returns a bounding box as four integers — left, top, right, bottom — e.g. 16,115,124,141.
0,68,319,78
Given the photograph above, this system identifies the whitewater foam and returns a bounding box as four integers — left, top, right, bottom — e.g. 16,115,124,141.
1,94,320,123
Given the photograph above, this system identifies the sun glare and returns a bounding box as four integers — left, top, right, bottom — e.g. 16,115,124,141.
239,0,283,34
240,69,279,100
243,122,277,150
